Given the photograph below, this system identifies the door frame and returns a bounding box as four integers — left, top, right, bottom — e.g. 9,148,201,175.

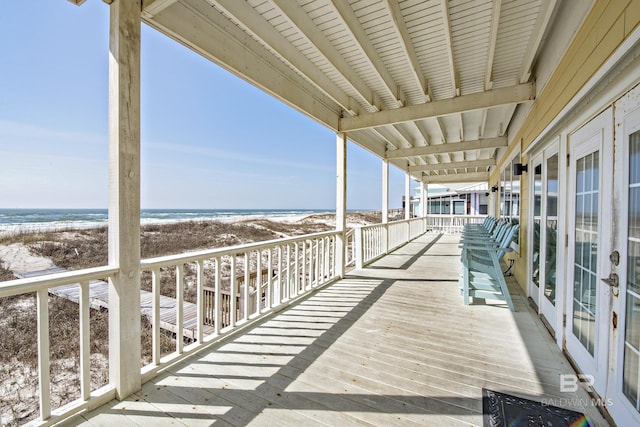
564,107,613,396
540,145,560,329
528,140,563,338
528,152,544,309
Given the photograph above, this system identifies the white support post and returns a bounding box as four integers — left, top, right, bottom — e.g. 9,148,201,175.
79,281,90,401
422,181,429,232
336,132,347,278
381,159,389,254
36,288,50,420
405,173,411,220
108,0,141,400
420,181,427,217
382,160,389,224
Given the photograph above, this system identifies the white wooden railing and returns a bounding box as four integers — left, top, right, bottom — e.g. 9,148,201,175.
0,266,120,424
354,217,427,268
0,218,429,425
139,230,341,371
424,215,486,233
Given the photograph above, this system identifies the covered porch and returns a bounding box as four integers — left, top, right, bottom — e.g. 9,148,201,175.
63,233,607,426
3,0,640,425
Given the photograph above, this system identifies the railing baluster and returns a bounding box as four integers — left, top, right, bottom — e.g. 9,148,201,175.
196,260,204,343
36,288,51,421
332,235,337,278
276,246,282,305
79,280,90,401
285,244,291,301
266,248,273,310
176,264,184,354
256,250,263,314
295,242,301,296
230,255,237,328
151,268,160,364
243,252,250,321
314,239,319,288
214,257,221,335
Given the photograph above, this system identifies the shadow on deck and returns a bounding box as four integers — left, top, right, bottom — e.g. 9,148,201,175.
63,233,610,426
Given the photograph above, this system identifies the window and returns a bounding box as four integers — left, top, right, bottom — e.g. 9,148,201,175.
499,152,521,249
500,153,521,221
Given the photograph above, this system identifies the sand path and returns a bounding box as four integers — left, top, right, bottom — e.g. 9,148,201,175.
0,243,54,275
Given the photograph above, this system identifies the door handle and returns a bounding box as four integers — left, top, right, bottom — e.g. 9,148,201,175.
601,272,619,288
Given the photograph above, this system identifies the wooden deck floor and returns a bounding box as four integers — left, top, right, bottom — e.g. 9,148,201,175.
63,233,610,426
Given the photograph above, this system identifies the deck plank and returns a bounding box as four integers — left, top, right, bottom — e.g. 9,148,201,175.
63,233,610,426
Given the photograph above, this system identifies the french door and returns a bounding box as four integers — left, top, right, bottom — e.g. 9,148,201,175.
565,107,613,396
529,147,560,330
608,85,640,425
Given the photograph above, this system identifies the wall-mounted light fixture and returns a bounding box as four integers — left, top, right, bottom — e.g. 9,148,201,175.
491,185,499,193
513,163,528,176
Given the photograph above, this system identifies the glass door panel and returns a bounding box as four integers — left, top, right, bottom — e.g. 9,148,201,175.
531,159,542,307
545,154,559,305
572,150,599,355
624,130,640,411
533,163,542,287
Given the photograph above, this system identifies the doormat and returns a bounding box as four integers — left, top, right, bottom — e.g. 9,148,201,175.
482,388,592,426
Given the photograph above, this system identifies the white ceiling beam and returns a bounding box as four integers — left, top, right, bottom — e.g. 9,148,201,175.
340,83,535,132
386,137,507,159
212,0,352,113
440,0,459,97
485,0,502,90
520,0,557,83
383,0,427,100
408,158,495,173
270,0,375,112
142,0,178,18
423,171,490,184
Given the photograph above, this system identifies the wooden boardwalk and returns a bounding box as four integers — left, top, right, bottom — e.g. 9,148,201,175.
63,233,610,426
18,268,212,340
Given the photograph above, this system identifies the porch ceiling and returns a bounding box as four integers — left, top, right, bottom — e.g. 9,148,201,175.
141,0,557,183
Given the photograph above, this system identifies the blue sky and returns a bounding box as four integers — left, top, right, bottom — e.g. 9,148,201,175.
0,1,414,210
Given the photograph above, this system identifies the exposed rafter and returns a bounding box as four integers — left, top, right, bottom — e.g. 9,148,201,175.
142,0,178,17
520,0,558,83
340,83,535,132
440,0,459,97
269,0,376,112
408,158,495,173
383,0,427,100
329,0,428,162
145,1,340,129
329,0,403,107
485,0,502,90
211,0,352,113
386,137,507,159
139,0,566,183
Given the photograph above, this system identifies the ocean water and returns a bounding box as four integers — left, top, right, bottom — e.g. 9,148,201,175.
0,208,332,235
